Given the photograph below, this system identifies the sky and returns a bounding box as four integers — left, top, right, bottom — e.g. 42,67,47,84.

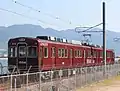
0,0,119,32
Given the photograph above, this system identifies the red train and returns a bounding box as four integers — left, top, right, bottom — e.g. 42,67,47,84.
8,36,115,73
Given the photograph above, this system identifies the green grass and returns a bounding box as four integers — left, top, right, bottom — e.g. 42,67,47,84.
76,75,120,91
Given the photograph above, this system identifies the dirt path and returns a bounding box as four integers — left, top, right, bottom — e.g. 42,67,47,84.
76,76,120,91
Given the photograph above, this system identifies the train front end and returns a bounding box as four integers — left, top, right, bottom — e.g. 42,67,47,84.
8,37,39,73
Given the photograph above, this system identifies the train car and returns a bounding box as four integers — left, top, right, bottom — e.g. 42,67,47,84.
8,36,115,73
8,37,39,72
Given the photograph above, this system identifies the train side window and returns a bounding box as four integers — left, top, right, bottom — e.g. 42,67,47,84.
74,50,77,57
62,48,65,57
93,50,95,57
28,47,37,57
65,49,68,58
78,50,82,57
58,48,62,58
88,50,91,57
110,52,112,58
70,49,73,58
100,51,103,58
93,50,97,57
109,52,111,58
96,51,98,57
8,47,17,57
77,50,79,57
84,50,86,58
100,51,101,57
107,52,110,58
51,47,56,58
44,47,48,58
74,50,82,58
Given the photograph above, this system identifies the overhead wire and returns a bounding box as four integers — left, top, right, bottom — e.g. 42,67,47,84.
75,0,114,33
75,23,103,33
11,0,117,29
14,1,41,12
0,7,61,28
81,23,103,32
12,0,74,26
10,0,105,30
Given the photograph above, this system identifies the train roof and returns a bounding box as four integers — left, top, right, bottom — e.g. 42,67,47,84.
8,36,114,51
8,37,38,42
37,38,113,51
36,36,114,51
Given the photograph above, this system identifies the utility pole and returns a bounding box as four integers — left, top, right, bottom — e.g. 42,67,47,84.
75,2,106,75
103,2,106,76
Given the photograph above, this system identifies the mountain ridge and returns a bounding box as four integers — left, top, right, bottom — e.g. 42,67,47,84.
0,24,119,55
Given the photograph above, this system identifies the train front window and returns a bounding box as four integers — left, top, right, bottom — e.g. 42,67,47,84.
8,47,17,57
19,46,26,57
28,47,37,57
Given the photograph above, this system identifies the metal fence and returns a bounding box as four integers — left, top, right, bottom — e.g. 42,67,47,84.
0,64,120,91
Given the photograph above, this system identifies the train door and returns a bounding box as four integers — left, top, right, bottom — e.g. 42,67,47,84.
92,48,96,65
83,49,86,66
17,43,27,70
70,49,73,67
91,47,95,65
39,46,43,69
51,47,56,68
